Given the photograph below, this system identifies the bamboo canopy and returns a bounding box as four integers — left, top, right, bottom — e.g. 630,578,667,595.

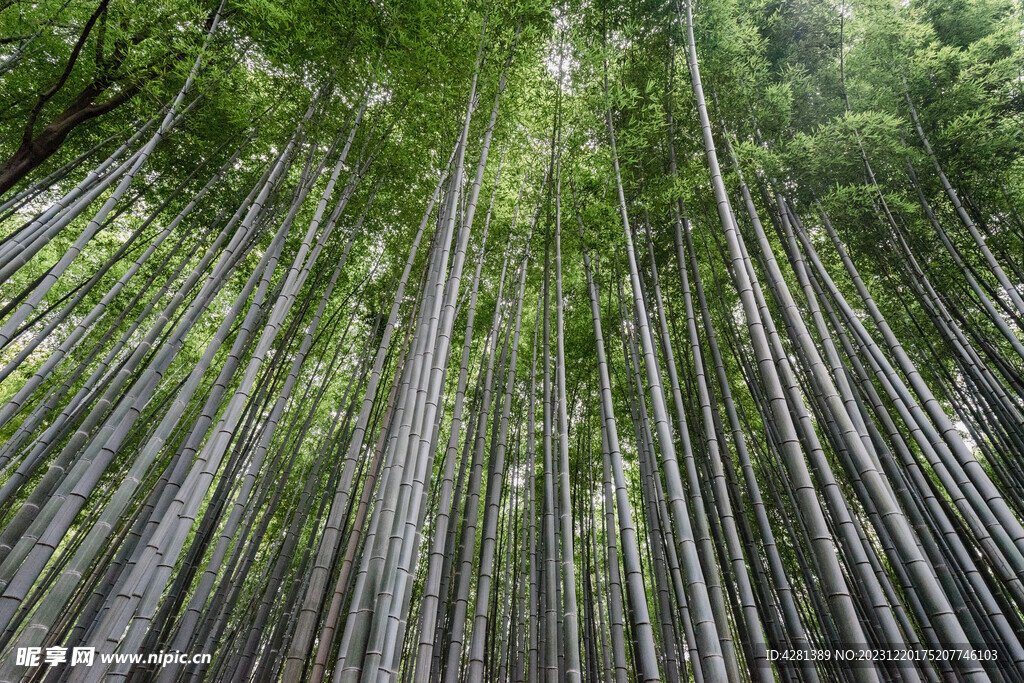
1,0,1023,679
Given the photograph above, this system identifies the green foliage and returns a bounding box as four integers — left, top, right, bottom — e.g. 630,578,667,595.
1,0,1022,676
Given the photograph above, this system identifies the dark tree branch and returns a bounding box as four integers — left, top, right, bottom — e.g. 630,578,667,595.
22,0,111,146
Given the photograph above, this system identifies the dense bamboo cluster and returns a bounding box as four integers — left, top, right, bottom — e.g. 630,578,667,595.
1,0,1022,680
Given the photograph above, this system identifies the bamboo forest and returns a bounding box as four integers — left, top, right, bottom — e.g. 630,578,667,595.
0,0,1022,679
